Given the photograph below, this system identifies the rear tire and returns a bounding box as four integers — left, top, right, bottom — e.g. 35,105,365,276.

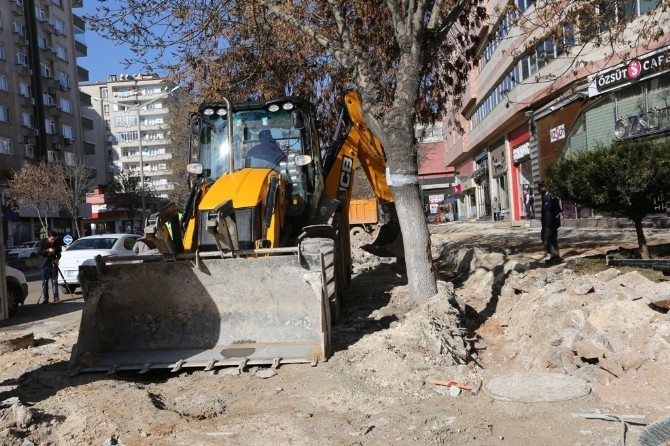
7,285,20,317
350,226,364,238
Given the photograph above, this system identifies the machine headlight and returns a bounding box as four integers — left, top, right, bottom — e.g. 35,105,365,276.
268,104,280,112
282,102,294,111
216,108,227,116
203,108,215,116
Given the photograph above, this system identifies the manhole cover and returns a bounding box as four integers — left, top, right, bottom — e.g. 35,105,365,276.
483,372,591,402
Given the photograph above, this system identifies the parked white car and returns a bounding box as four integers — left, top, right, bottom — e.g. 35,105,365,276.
6,240,41,259
57,234,140,294
6,265,28,317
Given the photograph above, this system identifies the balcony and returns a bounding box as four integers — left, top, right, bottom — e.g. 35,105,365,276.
40,46,56,62
77,65,89,82
75,40,87,57
11,0,24,15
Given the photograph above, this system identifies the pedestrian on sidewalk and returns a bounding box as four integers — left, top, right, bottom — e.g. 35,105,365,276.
492,197,502,221
538,181,563,264
524,186,535,220
38,230,64,303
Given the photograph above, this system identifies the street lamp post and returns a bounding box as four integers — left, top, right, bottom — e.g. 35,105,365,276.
93,85,180,216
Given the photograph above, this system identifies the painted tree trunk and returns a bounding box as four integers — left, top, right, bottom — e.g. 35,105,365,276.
391,182,438,300
633,218,650,259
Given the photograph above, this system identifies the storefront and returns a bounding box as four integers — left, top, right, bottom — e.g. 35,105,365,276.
472,150,489,219
508,123,532,221
488,138,508,220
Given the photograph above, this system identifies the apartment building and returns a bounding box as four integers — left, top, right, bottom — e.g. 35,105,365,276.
444,0,670,222
0,0,88,244
80,74,178,234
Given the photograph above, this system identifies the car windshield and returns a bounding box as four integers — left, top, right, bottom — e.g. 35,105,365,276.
67,238,118,251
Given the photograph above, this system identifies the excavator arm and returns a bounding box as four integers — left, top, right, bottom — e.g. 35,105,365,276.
322,91,403,257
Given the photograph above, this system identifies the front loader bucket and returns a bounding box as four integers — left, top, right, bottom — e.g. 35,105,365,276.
70,251,332,374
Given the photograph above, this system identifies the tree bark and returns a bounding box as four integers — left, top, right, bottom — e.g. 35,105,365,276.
392,183,438,299
633,218,650,259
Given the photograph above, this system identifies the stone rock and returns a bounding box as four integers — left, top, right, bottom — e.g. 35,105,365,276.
547,347,578,373
571,282,595,296
598,357,624,377
571,364,597,382
618,351,646,371
595,268,621,282
255,369,277,379
0,332,34,354
571,340,605,360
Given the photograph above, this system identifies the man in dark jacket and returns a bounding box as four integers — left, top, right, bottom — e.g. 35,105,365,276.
38,231,64,303
538,181,563,264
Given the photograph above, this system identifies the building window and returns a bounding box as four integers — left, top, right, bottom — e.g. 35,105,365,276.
59,97,72,113
0,44,5,60
0,106,9,122
19,83,30,97
64,151,75,165
37,34,49,50
114,115,138,127
51,17,65,35
62,124,74,139
116,130,139,142
43,92,54,106
45,119,56,134
58,71,69,88
146,102,163,110
12,21,26,36
0,75,7,92
415,123,444,142
55,44,67,61
40,63,52,78
101,87,108,98
579,0,662,41
15,51,28,65
0,137,12,155
21,112,33,127
51,0,62,7
516,0,535,12
34,7,48,22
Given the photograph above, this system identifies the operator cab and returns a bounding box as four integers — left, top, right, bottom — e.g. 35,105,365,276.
190,97,321,208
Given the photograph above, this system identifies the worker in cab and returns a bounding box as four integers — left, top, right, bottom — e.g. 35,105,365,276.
246,129,286,167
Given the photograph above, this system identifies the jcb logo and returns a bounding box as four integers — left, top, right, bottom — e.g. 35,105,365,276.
339,156,353,192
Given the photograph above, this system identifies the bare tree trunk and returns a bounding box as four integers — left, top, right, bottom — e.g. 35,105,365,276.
633,218,650,259
392,183,437,300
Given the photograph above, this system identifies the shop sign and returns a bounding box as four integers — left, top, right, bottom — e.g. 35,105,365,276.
429,194,444,204
614,105,670,140
512,142,530,163
549,124,565,143
588,45,670,97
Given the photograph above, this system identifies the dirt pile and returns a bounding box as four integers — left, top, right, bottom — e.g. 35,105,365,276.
1,223,670,445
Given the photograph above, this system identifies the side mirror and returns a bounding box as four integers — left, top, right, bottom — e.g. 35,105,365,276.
292,110,305,129
190,115,200,136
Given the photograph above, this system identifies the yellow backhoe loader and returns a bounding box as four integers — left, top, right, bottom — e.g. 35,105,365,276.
69,91,402,374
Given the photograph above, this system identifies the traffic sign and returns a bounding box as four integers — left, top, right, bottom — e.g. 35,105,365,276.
63,234,73,245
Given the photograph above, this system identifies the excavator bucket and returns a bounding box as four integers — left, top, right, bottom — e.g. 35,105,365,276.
361,220,404,258
69,243,334,374
361,204,404,258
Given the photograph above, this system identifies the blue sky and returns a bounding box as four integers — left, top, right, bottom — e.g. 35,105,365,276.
79,1,147,83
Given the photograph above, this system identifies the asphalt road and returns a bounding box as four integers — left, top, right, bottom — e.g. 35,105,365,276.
0,270,84,334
